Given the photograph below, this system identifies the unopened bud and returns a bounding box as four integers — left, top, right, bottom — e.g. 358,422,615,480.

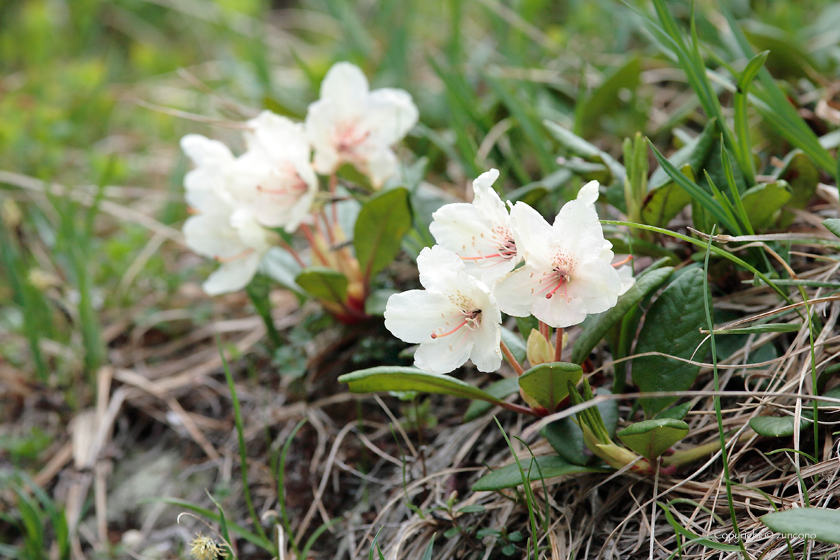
526,329,553,365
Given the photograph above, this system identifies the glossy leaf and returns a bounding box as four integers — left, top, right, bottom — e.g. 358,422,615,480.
472,455,608,491
518,362,583,412
463,377,520,422
749,415,812,438
354,187,412,283
655,401,693,421
761,508,840,544
617,418,689,461
825,219,840,239
571,267,674,364
633,267,709,417
339,367,507,405
775,151,819,210
295,268,348,304
740,181,792,230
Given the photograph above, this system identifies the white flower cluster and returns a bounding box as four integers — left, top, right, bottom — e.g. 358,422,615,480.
181,62,419,295
384,172,634,374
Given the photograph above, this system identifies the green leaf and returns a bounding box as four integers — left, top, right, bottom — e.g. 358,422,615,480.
339,367,508,405
761,508,840,544
824,219,840,239
774,151,820,227
354,187,412,283
457,505,486,514
295,267,348,305
571,267,674,364
655,401,693,421
733,51,769,186
463,377,520,422
575,56,642,139
518,362,582,412
740,181,792,230
649,118,718,192
749,416,812,438
617,418,689,461
421,534,436,560
648,140,739,233
541,389,619,465
500,327,527,365
633,267,709,417
640,180,693,228
472,455,608,491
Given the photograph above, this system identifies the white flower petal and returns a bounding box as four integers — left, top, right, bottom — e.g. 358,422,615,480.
364,88,419,145
616,264,635,296
417,246,466,292
469,315,502,372
414,333,472,374
568,258,621,315
493,263,542,317
577,180,601,206
530,293,588,328
510,202,555,264
320,62,370,104
203,252,261,296
364,145,399,188
384,290,454,344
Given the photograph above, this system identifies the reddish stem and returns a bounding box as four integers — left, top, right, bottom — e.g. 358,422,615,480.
554,327,564,362
329,174,339,225
320,208,335,246
277,238,306,268
300,223,329,266
500,340,525,376
539,320,551,342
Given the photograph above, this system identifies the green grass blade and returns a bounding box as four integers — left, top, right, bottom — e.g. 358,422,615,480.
733,51,769,186
647,139,738,232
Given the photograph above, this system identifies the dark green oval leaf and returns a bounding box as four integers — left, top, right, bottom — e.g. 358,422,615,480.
295,267,348,304
354,187,412,283
740,181,792,230
633,267,709,417
571,267,674,364
824,219,840,239
617,418,689,460
761,508,840,544
338,367,506,405
749,415,812,438
518,362,582,412
655,401,693,421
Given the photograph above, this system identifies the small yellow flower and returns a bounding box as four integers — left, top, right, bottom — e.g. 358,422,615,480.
189,534,228,560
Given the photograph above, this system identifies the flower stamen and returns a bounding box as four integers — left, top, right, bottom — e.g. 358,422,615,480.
612,254,633,268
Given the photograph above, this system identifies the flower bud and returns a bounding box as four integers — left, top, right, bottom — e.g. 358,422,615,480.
526,329,553,365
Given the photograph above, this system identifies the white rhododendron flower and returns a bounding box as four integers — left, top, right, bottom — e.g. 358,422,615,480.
183,192,275,296
494,181,623,328
429,169,520,286
181,134,237,213
384,246,502,374
231,111,318,232
305,62,419,188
